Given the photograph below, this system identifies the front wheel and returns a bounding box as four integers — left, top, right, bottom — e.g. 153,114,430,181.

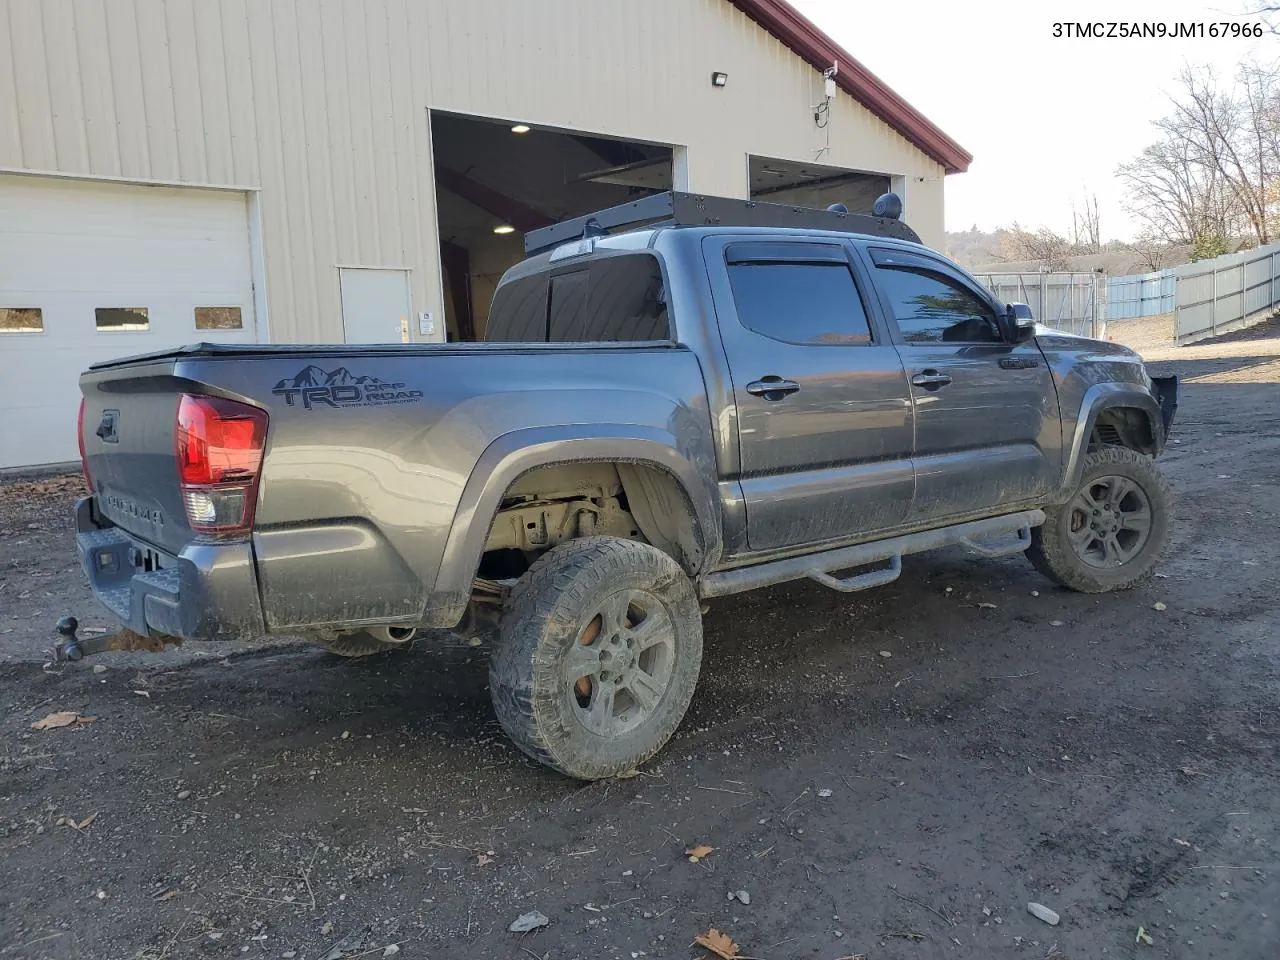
1028,446,1174,593
489,536,703,780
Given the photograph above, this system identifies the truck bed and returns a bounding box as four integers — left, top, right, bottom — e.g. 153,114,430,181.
78,341,716,640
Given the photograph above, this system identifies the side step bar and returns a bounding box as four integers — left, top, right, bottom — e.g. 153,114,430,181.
699,510,1045,599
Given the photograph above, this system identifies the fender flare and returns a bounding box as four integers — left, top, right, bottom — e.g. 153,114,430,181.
424,425,721,627
1054,383,1165,501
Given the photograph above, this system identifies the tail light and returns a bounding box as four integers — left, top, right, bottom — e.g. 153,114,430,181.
77,397,93,493
175,394,268,537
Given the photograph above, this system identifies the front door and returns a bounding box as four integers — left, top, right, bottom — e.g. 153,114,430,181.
863,246,1058,523
705,237,916,553
339,267,411,343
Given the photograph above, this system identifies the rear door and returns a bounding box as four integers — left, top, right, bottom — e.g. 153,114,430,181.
704,236,915,552
862,246,1057,523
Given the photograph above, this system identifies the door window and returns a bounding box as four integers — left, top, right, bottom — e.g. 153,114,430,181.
874,266,1002,344
726,257,873,345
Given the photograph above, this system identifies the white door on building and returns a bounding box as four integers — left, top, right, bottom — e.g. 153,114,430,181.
339,268,411,344
0,174,258,470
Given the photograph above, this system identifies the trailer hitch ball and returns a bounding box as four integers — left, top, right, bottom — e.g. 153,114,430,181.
55,616,84,661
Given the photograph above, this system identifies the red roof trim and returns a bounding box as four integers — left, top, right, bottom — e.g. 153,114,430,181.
729,0,972,174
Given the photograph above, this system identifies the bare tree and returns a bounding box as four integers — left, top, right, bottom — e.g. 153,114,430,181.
1167,64,1278,245
996,222,1071,270
1118,134,1240,246
1122,234,1173,272
1247,2,1280,33
1070,195,1102,252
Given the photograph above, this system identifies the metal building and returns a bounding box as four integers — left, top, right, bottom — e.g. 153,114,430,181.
0,0,969,469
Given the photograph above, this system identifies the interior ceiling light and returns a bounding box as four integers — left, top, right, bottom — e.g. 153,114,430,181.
493,224,515,235
510,124,531,134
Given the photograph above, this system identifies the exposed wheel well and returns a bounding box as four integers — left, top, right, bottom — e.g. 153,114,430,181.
476,461,704,583
1089,406,1157,454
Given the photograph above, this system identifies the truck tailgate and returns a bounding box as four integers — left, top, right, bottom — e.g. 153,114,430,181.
80,360,198,555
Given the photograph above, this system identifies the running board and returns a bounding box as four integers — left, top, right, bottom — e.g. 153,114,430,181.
699,510,1044,599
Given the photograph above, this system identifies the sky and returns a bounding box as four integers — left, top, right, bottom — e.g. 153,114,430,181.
792,0,1277,240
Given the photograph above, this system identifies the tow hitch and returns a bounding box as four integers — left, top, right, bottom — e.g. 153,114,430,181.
52,616,181,663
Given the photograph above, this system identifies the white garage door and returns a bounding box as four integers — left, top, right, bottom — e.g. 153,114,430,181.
0,175,258,470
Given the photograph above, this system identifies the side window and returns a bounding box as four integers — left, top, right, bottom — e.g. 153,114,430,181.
874,266,1001,343
726,258,873,345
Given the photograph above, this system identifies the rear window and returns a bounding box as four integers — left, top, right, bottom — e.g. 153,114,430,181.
486,253,669,342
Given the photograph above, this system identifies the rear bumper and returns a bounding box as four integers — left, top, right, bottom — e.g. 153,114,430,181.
75,497,266,642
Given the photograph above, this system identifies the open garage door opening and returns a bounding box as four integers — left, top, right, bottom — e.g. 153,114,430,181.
749,156,890,215
430,112,672,341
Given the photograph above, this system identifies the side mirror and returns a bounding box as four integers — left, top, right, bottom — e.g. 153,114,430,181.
1005,302,1035,342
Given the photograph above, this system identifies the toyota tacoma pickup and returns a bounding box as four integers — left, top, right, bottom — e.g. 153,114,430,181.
72,191,1178,780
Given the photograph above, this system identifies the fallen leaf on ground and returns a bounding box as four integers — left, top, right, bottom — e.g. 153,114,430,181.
74,813,97,830
685,844,714,860
1173,838,1191,847
31,711,95,730
976,602,998,610
133,690,151,698
1136,926,1153,945
1153,602,1167,611
693,927,741,959
152,889,181,901
476,854,493,866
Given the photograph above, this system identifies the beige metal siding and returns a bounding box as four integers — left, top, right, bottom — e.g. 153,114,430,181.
0,0,947,343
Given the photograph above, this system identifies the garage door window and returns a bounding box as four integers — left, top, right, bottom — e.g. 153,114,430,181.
194,307,243,330
95,307,149,331
0,308,43,333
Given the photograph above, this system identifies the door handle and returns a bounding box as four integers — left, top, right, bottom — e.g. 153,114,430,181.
746,376,801,400
911,370,953,390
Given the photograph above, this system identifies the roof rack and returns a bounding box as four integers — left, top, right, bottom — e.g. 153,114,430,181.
523,190,921,255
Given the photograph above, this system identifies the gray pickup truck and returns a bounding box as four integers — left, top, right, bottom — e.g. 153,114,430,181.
72,191,1177,779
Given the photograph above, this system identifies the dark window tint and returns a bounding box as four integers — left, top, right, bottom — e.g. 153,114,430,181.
486,253,669,342
547,271,588,341
726,261,872,345
95,307,149,331
0,308,43,332
485,273,548,341
875,267,1001,343
578,254,668,342
194,306,243,330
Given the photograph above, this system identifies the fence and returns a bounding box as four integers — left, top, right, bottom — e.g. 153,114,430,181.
974,272,1104,339
1105,268,1175,320
1175,242,1280,344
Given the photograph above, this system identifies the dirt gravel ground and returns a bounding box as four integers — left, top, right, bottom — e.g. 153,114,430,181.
2,330,1278,960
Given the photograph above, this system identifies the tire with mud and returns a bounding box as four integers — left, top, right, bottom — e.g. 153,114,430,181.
323,627,414,658
489,536,703,780
1028,446,1174,593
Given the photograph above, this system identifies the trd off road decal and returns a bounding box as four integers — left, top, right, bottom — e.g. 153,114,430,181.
271,365,425,410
